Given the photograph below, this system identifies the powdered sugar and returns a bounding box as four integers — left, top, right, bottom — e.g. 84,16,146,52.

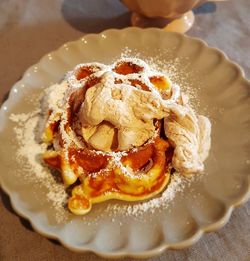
105,173,191,218
9,110,189,222
10,112,68,222
8,51,203,222
127,173,183,215
11,112,47,178
120,47,200,109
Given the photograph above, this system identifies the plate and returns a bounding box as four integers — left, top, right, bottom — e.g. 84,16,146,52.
0,28,250,259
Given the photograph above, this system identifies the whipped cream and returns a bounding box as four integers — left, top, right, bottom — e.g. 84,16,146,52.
42,58,211,175
164,97,211,174
79,71,185,151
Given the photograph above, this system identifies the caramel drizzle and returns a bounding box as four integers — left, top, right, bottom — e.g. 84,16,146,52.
43,61,174,214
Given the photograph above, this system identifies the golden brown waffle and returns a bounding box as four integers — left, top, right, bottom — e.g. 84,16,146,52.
42,58,174,215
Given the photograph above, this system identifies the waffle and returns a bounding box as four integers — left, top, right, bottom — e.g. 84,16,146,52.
42,58,175,215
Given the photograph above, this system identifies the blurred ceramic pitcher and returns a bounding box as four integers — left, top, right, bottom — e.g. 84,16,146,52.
122,0,227,33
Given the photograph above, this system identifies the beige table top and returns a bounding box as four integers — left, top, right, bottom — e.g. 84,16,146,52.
0,0,249,260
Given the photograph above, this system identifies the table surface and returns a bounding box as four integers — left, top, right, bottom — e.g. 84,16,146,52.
0,0,249,260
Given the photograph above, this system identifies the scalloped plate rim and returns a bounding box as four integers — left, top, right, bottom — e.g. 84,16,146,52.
0,27,250,259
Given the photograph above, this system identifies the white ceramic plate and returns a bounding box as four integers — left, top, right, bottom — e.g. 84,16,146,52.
0,28,250,259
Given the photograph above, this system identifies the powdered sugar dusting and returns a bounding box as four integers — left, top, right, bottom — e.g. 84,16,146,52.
10,112,47,179
9,111,189,222
10,112,68,222
105,173,186,217
120,47,200,109
128,173,183,215
8,50,202,222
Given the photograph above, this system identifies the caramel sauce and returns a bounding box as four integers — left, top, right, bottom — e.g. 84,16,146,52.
150,76,169,90
43,154,61,169
58,132,64,147
129,79,150,91
48,121,60,136
113,62,143,75
121,143,154,171
88,169,166,198
76,66,100,80
88,171,117,197
85,137,171,198
165,146,174,165
68,148,109,173
84,76,101,89
114,78,123,84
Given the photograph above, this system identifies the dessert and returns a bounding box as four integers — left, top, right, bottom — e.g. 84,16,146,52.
41,58,211,215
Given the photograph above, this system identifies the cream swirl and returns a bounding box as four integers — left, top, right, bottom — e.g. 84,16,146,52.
79,71,181,151
164,99,211,174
